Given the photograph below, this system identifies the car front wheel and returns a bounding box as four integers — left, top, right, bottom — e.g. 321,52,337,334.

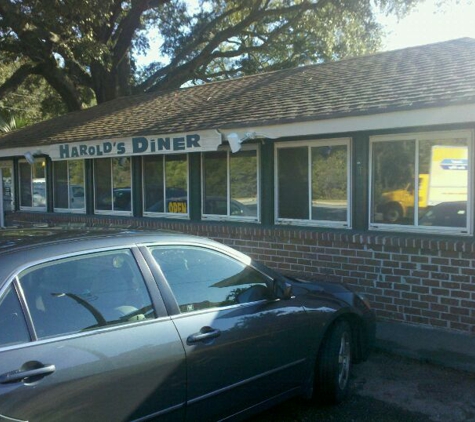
313,320,352,404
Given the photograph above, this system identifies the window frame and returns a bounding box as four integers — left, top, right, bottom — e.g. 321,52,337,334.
142,154,190,219
369,130,474,235
274,138,352,228
53,159,86,214
201,145,260,223
18,158,48,212
94,157,133,216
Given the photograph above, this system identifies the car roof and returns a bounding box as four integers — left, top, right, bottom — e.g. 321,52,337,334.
0,228,178,252
0,228,233,285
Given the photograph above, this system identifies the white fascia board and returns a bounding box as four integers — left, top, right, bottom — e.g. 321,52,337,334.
222,103,475,141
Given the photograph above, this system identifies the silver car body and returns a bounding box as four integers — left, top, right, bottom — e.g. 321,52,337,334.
0,229,374,422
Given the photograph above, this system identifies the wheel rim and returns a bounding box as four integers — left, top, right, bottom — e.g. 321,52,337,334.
338,332,351,389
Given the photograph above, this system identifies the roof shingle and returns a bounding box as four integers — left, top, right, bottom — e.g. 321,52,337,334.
1,38,475,149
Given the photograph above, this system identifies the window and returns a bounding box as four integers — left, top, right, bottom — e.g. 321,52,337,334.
18,250,155,339
94,157,132,214
142,154,188,217
149,246,271,313
370,130,472,234
275,139,351,227
19,158,47,210
202,147,259,221
53,160,86,212
1,162,14,211
0,285,30,347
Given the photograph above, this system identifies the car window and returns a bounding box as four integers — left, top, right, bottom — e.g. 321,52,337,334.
148,246,272,313
18,250,155,339
0,285,30,347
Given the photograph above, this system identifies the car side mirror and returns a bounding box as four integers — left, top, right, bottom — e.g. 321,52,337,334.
273,279,293,300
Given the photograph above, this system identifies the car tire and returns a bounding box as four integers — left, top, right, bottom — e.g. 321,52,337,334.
383,203,402,223
313,320,352,405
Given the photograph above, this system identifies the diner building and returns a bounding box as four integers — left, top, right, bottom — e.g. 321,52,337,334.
1,38,475,334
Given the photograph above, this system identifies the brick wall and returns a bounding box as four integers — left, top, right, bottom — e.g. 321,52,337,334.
6,212,475,334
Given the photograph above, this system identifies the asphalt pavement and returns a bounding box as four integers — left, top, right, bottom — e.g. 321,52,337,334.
250,321,475,422
250,351,475,422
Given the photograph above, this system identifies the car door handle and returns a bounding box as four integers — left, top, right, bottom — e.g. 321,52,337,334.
0,364,56,384
187,327,221,344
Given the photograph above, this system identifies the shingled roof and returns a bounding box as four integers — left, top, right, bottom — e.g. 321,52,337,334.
1,37,475,150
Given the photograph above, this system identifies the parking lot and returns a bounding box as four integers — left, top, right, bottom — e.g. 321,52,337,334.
250,351,475,422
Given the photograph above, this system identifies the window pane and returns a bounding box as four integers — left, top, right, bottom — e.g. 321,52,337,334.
311,145,347,221
372,140,416,225
230,150,257,217
69,160,85,209
32,159,46,208
0,285,30,347
143,156,164,212
149,246,271,313
203,152,227,215
418,139,468,227
165,155,187,214
112,157,131,211
1,166,13,211
19,250,155,339
19,162,32,207
95,158,112,210
278,147,309,219
53,161,69,209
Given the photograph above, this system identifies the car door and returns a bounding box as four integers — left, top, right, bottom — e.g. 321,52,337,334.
0,248,186,422
144,244,312,422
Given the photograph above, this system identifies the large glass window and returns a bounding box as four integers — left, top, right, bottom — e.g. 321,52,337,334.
94,157,132,214
19,158,47,210
18,250,155,339
202,148,259,221
370,131,472,234
53,160,85,212
149,246,271,313
142,154,188,216
275,139,351,227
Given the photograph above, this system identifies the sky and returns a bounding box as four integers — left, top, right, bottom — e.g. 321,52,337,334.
378,0,475,51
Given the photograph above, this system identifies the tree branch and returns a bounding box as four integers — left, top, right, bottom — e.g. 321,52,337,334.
0,63,36,100
141,0,333,92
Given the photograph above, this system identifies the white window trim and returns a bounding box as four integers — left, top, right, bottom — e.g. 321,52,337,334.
94,157,133,217
274,138,352,228
201,144,260,223
369,129,474,236
18,159,47,212
53,160,86,214
142,154,190,219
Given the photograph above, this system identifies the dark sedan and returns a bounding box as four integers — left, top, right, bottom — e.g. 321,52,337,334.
0,229,375,422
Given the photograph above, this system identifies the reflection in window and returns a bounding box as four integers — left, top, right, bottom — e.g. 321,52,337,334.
149,246,270,313
94,157,132,213
18,250,155,339
372,140,416,225
142,154,188,215
202,148,258,220
53,160,85,211
371,132,470,232
19,158,47,210
276,140,350,226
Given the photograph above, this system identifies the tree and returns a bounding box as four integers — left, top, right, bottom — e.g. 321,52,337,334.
0,0,421,114
0,55,66,124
